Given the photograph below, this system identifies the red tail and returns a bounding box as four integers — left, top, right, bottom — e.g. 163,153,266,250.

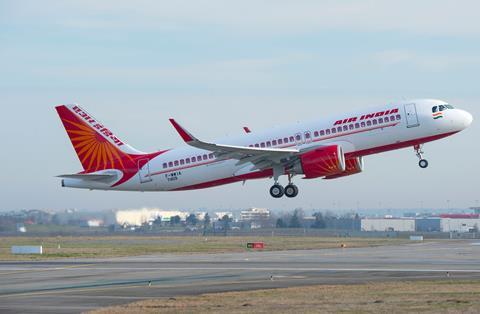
56,104,164,185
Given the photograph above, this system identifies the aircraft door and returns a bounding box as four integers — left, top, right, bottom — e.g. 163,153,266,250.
404,103,420,128
138,159,153,183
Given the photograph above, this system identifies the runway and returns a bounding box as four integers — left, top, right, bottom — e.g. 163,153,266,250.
1,240,480,313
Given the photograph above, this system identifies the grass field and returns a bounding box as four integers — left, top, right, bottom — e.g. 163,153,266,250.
90,280,480,314
0,236,408,260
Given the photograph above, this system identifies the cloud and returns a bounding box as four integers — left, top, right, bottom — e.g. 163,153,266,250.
373,50,480,72
4,0,480,36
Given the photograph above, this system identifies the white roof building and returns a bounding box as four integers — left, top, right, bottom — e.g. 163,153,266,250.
115,209,189,226
361,218,415,232
240,208,270,221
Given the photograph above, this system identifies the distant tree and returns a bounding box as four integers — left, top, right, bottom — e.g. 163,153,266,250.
312,212,326,229
219,214,232,235
203,213,211,235
153,216,163,226
170,215,181,226
186,214,198,226
289,210,302,228
276,218,287,228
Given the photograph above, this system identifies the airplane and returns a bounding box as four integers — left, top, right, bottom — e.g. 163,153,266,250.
55,99,473,198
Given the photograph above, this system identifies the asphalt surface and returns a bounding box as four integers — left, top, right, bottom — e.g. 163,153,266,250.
1,240,480,313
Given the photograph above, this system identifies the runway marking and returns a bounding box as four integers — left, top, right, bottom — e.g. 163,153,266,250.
0,278,275,299
2,266,480,273
0,264,94,276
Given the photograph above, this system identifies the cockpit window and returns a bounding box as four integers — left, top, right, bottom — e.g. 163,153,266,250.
445,104,455,109
439,105,446,111
432,106,438,113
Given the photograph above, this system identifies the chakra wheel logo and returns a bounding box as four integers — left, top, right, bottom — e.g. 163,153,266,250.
64,118,134,171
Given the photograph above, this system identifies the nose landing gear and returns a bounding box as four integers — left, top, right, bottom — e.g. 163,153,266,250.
414,144,429,169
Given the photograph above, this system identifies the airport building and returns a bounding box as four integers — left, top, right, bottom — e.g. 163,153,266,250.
440,216,480,233
115,209,189,226
361,218,416,232
240,208,270,221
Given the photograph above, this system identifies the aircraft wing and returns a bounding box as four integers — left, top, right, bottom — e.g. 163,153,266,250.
169,119,299,170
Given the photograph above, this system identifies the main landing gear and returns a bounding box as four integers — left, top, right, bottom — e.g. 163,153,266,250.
414,144,429,169
269,173,299,198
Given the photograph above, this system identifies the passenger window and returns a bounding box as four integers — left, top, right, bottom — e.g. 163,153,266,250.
180,159,185,165
326,129,331,135
163,163,167,169
396,114,401,120
202,154,207,160
284,137,289,143
289,136,294,142
174,160,179,166
278,139,283,145
373,119,377,125
343,125,348,131
209,153,214,159
349,124,354,130
314,131,319,137
355,123,360,129
197,155,202,161
337,127,342,133
331,128,336,134
191,157,196,162
379,118,383,124
261,143,266,148
186,158,190,164
266,141,271,147
361,122,366,127
367,120,372,126
295,134,301,141
320,130,325,136
432,106,438,113
305,133,311,139
272,140,277,146
255,144,260,148
168,161,173,167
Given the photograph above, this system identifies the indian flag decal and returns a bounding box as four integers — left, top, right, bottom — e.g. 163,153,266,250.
433,112,443,120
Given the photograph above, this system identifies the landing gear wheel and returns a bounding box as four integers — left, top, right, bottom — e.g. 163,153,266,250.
284,184,299,198
270,184,284,198
419,159,429,169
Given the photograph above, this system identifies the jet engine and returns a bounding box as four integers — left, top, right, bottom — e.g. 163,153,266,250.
324,156,364,179
293,145,346,179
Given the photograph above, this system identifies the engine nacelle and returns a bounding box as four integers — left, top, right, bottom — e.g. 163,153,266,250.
296,145,346,179
324,156,364,180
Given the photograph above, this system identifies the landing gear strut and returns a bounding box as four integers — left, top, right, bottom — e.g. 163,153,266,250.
284,174,299,198
414,144,429,169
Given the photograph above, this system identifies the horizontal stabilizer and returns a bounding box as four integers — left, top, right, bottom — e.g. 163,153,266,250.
57,173,117,181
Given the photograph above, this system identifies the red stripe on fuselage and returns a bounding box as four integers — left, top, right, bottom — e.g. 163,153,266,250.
149,122,399,178
170,131,458,191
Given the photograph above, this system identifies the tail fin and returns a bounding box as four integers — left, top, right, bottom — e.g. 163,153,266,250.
55,104,145,172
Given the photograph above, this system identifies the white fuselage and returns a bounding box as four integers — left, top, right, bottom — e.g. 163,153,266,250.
62,99,472,192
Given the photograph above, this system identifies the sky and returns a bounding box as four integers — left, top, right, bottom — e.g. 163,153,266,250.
0,0,479,212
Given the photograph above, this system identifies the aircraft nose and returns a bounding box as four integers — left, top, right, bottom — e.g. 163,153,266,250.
462,110,473,128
